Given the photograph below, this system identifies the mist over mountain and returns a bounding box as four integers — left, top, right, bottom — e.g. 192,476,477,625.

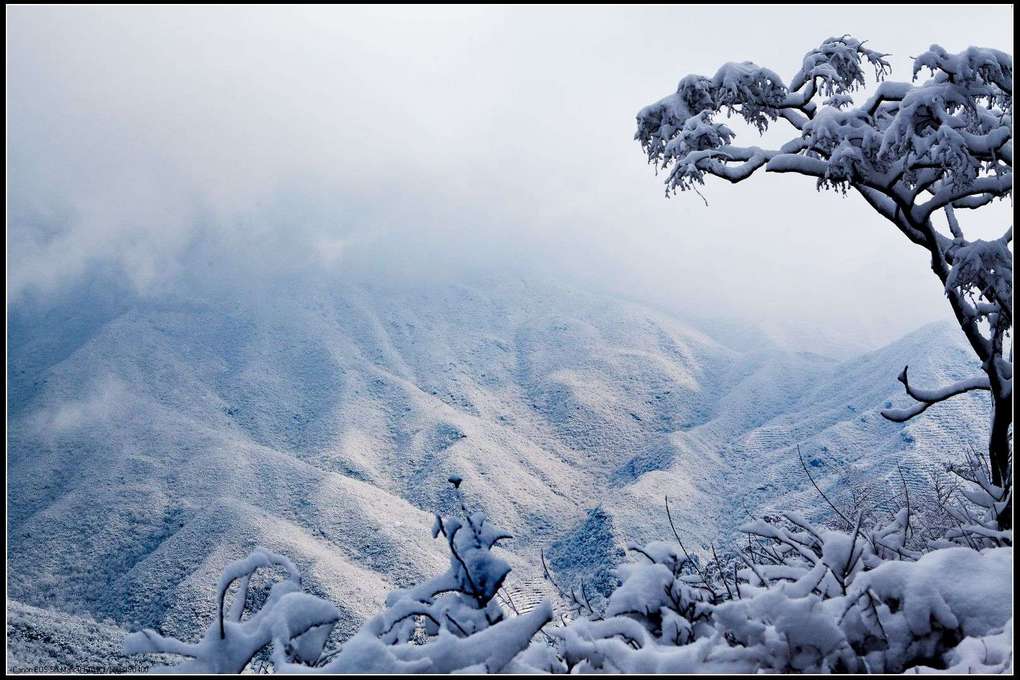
8,5,1012,353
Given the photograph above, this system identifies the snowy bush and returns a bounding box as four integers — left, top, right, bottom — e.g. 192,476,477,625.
127,477,1011,674
543,489,1011,674
125,482,552,673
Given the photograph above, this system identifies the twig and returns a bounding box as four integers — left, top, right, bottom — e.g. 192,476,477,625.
798,445,855,530
665,496,714,591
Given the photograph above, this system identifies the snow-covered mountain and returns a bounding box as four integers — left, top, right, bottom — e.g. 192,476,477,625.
6,278,989,670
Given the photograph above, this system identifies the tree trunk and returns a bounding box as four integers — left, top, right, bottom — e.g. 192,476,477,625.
924,242,1012,531
989,389,1012,529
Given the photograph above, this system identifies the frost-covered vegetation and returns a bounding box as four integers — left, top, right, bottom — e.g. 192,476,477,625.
7,279,995,672
120,40,1012,674
126,468,1011,674
636,37,1013,528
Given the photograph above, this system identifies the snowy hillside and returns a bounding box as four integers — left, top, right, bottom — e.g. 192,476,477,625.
6,278,989,671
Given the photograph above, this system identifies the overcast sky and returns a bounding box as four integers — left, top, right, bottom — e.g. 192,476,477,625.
6,5,1014,352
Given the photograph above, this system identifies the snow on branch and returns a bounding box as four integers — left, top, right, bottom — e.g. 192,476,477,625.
126,482,553,674
636,37,1012,210
124,547,339,673
946,230,1013,329
880,365,990,423
789,35,891,97
913,44,1013,101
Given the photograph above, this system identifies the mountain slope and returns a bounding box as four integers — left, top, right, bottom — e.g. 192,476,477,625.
6,278,989,668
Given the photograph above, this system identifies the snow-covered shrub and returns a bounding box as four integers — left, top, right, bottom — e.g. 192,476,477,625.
543,471,1010,674
547,503,1011,674
127,477,1010,674
917,450,1013,552
720,509,1009,673
126,482,552,673
123,548,340,672
550,539,727,673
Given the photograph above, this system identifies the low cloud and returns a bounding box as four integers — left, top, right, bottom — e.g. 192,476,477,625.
7,5,1013,349
30,374,130,441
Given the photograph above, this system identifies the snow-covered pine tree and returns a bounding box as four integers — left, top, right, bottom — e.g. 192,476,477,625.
635,38,1013,527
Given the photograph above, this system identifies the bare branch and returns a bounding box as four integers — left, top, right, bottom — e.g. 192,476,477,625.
881,365,991,422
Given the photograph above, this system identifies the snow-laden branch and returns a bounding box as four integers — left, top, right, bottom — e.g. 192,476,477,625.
636,38,1012,218
880,365,991,423
127,485,553,674
915,172,1013,222
124,547,339,673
